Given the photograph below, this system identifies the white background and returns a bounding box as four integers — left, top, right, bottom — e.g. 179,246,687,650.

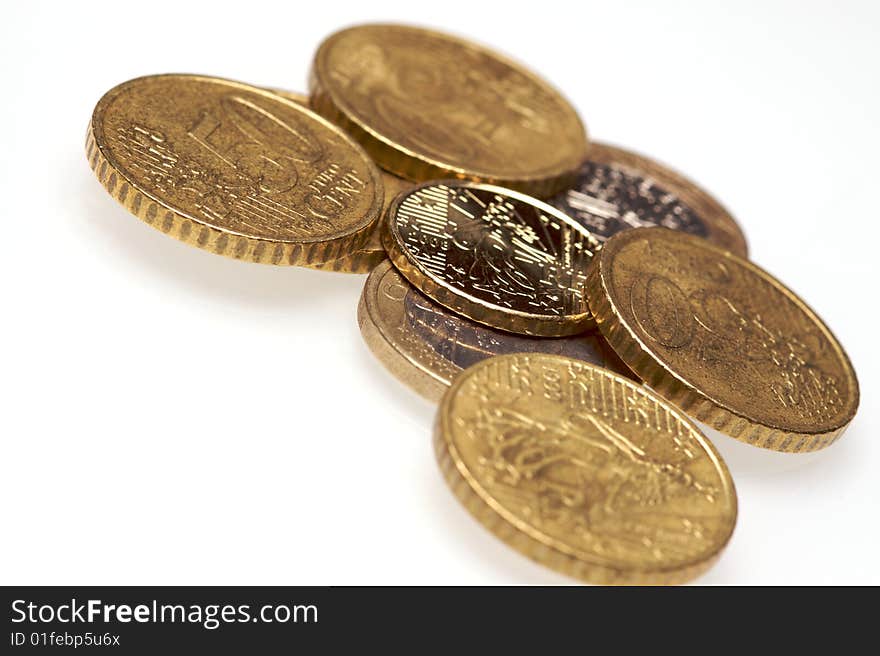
2,1,877,585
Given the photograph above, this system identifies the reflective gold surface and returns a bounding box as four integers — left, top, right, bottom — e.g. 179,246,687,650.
384,181,600,336
304,175,412,272
587,227,859,452
87,75,383,265
359,261,634,400
268,87,417,272
309,24,587,196
435,353,737,585
308,167,414,272
551,142,748,257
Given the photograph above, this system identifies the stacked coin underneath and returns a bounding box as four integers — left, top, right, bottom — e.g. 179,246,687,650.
86,23,860,584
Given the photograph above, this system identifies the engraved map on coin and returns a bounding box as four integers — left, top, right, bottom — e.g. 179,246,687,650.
89,75,382,263
436,354,737,584
551,161,708,243
311,24,587,188
385,182,600,336
594,228,859,449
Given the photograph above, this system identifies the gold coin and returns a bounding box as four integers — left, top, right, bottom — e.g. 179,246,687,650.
307,152,413,272
267,87,418,272
550,142,748,257
309,24,588,196
384,181,600,336
263,88,310,105
587,227,859,452
435,353,737,585
87,74,383,265
359,261,634,400
375,164,413,200
303,245,385,273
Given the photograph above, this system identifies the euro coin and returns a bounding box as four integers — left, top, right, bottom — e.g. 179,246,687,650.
435,353,738,585
384,181,600,336
309,24,587,196
268,87,416,272
550,142,747,257
87,74,383,265
307,164,411,272
359,261,634,400
587,227,859,452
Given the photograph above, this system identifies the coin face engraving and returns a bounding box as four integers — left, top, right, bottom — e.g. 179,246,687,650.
630,274,696,349
115,119,352,237
262,86,407,272
401,281,614,371
92,75,382,254
311,24,587,193
359,262,631,401
386,182,600,335
594,229,858,442
550,143,748,257
553,161,709,244
436,354,737,583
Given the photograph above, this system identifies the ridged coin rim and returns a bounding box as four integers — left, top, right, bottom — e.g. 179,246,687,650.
569,141,749,257
383,180,600,336
309,23,587,197
586,227,859,452
434,353,738,585
87,74,383,266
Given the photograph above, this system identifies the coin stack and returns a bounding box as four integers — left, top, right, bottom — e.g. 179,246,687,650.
86,24,860,584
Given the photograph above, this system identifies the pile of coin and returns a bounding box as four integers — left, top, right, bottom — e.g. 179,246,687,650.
86,23,860,584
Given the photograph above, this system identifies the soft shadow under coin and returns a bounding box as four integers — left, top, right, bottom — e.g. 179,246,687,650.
700,420,855,478
77,171,363,307
352,338,435,430
422,468,572,585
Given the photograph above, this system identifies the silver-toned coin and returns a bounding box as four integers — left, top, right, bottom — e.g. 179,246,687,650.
358,261,635,401
549,142,748,256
